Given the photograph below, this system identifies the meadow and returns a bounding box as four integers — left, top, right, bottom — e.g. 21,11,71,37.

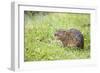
24,11,90,61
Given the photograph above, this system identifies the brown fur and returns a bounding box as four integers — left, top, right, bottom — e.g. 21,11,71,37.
54,28,84,49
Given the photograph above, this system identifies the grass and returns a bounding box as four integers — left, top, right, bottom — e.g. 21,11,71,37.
24,11,90,61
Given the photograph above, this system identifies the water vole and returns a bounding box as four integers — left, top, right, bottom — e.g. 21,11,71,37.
54,28,84,49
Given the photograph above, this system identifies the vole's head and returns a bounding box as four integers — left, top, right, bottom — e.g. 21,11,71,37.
54,29,67,40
